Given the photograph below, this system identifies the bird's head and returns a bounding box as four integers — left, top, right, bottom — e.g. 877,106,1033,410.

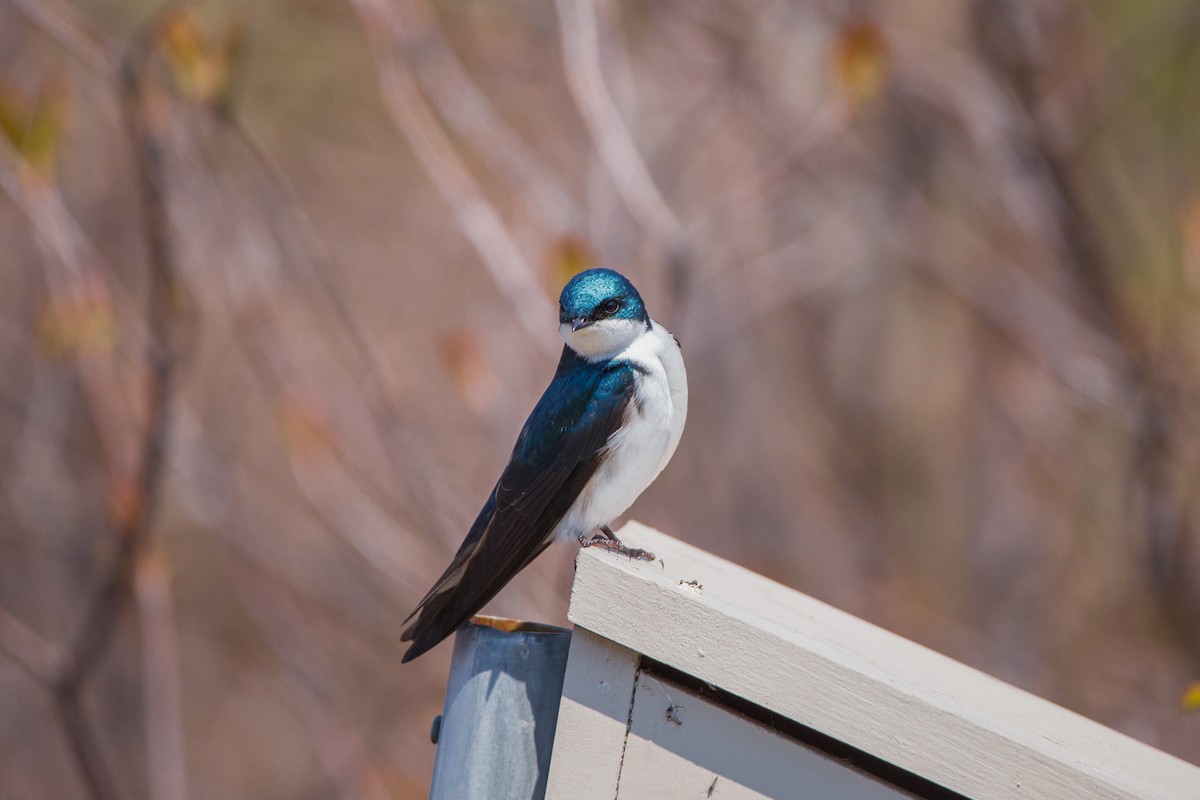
558,268,650,360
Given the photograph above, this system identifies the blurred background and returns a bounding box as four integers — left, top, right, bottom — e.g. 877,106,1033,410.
3,0,1200,797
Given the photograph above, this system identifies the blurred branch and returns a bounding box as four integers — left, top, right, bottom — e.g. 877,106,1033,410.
54,681,122,800
20,0,464,601
16,0,462,559
15,0,505,555
910,194,1136,422
391,0,581,237
0,608,57,682
896,42,1080,280
289,448,446,596
688,99,846,252
169,406,418,649
691,234,859,353
0,113,132,800
0,143,133,800
0,7,184,797
55,15,182,695
239,315,447,591
970,3,1124,339
211,121,457,544
555,0,682,238
205,237,460,569
0,163,139,478
1045,4,1200,158
9,0,118,76
893,38,1140,418
969,1,1197,646
555,0,691,292
351,0,557,357
134,549,188,800
213,532,396,800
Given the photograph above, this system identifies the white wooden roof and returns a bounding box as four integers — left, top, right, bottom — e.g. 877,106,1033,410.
560,522,1200,800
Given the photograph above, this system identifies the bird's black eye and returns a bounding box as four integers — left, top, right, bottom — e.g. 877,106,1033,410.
599,298,621,317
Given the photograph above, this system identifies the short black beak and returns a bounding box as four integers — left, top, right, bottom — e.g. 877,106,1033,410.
571,317,593,332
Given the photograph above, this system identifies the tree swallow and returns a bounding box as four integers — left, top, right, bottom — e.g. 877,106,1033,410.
401,268,687,662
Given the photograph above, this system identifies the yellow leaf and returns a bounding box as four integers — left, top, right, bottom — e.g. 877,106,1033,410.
35,293,116,361
158,9,230,105
545,235,595,296
35,303,72,361
0,75,70,181
831,17,889,108
23,75,69,180
1181,682,1200,712
0,80,28,148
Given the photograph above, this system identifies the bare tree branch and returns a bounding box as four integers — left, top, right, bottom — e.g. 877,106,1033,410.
351,0,558,357
555,0,689,286
135,549,188,800
55,17,182,694
54,681,122,800
203,119,457,546
0,608,57,682
968,1,1197,646
9,0,118,76
0,9,184,798
392,0,581,238
0,162,141,478
908,194,1136,422
212,532,396,800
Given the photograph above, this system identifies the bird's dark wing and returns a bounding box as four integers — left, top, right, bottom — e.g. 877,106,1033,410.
400,351,637,662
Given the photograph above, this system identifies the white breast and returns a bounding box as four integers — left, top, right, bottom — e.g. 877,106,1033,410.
553,319,688,542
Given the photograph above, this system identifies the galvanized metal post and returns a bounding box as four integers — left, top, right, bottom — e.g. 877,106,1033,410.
428,616,572,800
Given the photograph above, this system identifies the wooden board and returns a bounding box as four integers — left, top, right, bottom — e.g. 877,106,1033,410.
553,522,1200,800
544,628,641,800
618,670,913,799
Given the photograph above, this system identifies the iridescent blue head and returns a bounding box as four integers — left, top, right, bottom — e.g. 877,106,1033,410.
558,268,649,329
558,268,651,360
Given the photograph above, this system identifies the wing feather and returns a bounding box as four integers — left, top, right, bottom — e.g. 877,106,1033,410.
400,351,636,662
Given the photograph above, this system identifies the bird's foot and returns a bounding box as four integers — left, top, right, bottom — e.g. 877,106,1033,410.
579,530,656,562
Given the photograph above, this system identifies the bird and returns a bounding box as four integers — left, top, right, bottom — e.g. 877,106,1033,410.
400,268,687,662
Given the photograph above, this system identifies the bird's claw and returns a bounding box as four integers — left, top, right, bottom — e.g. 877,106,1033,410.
579,533,657,562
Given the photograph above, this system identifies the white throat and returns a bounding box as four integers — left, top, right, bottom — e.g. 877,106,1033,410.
561,317,648,362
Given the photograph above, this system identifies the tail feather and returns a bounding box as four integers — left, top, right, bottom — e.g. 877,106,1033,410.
399,581,498,663
400,537,553,662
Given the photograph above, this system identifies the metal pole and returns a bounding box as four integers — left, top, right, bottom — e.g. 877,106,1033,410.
428,616,572,800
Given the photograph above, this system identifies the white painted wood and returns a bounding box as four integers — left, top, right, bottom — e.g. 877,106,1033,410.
544,628,640,800
565,522,1200,800
617,671,913,799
